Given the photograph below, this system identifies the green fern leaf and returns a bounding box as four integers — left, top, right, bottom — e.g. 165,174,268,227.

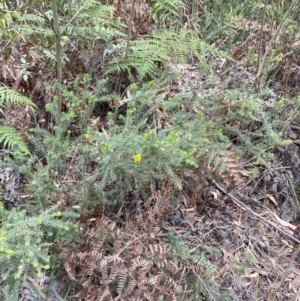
0,87,37,107
0,126,30,155
105,29,220,80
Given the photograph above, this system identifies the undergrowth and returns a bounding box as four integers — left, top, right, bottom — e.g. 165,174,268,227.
0,0,300,300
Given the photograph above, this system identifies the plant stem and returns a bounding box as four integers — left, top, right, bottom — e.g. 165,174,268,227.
51,0,62,119
116,0,135,94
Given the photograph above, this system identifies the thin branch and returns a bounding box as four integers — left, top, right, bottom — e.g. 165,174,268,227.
256,0,267,84
51,0,62,118
61,0,92,34
198,180,213,215
212,180,300,245
116,0,135,94
114,0,135,121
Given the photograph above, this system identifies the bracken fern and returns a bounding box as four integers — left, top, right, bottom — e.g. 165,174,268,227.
0,87,36,155
0,87,36,107
105,28,231,80
0,126,30,155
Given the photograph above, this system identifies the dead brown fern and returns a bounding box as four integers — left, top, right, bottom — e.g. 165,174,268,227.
134,184,171,230
62,194,211,301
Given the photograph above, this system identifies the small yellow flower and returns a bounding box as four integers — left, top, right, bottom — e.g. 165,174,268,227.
133,154,142,163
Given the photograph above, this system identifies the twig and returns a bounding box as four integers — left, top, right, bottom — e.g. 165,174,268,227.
117,0,134,94
197,276,217,301
291,125,300,131
256,0,267,82
27,277,47,300
212,180,300,245
51,0,62,118
61,0,92,33
198,180,213,215
294,285,300,301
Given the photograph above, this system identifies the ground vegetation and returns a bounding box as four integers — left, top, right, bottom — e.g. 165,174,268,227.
0,0,300,300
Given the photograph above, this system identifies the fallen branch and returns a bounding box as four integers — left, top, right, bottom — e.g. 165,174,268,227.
212,180,300,245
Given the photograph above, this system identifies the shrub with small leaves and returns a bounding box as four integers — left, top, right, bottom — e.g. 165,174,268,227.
87,80,227,203
0,202,78,299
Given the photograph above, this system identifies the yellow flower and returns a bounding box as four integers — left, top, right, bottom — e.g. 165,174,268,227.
133,154,142,163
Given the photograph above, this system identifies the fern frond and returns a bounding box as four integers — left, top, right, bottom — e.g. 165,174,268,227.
105,29,225,80
151,0,187,24
0,87,36,107
0,126,30,155
19,13,47,24
65,2,126,41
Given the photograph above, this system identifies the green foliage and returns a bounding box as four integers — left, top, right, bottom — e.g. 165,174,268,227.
214,0,257,17
167,233,237,301
105,28,229,80
198,85,294,158
25,75,224,211
15,0,126,56
86,78,227,204
24,76,110,212
150,0,186,26
0,6,20,41
0,126,30,155
0,87,36,155
0,87,36,107
65,0,127,42
0,202,78,300
235,249,257,276
2,0,300,300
